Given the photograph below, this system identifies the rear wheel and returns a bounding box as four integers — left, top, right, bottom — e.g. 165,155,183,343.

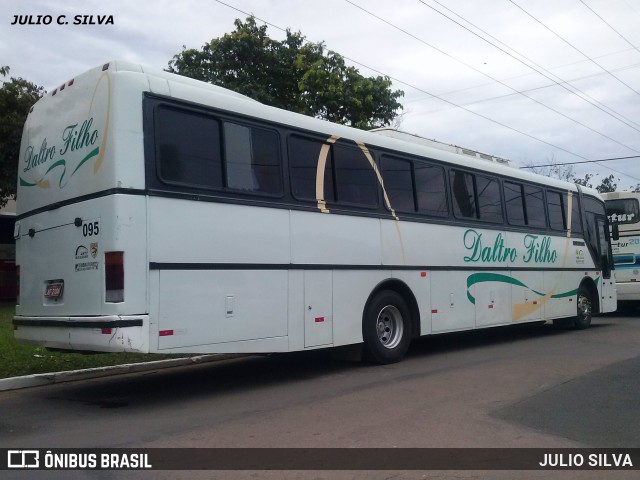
363,290,412,364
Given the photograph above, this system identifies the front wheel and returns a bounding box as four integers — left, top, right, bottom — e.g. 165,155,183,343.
363,290,412,364
574,285,593,330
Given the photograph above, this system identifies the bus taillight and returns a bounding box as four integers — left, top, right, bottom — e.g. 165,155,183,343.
105,252,124,303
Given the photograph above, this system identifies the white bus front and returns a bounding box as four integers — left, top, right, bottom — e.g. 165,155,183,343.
604,192,640,303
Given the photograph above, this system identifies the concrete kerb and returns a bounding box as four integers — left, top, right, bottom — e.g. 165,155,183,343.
0,354,243,391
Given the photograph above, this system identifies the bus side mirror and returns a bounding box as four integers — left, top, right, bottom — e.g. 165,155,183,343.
612,223,619,241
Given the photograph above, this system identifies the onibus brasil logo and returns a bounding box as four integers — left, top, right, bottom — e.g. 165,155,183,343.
20,117,102,188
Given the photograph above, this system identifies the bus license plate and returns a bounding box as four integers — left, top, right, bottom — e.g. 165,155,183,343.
44,283,64,299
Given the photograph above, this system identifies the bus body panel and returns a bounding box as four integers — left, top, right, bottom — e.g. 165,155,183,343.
147,197,291,265
156,269,288,351
15,195,147,317
290,210,382,265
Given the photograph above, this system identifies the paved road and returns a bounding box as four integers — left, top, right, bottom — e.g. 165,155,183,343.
2,313,640,479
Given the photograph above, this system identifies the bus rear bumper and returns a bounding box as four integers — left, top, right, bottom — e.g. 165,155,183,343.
13,315,150,353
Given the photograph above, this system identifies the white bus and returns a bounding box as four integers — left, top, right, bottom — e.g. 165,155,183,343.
603,192,640,303
13,61,616,363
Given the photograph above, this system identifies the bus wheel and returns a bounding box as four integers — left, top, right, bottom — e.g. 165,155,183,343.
363,290,412,364
574,285,593,330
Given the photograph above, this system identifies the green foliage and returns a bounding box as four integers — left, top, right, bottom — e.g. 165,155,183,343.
168,17,403,129
573,173,593,188
0,67,44,207
595,174,617,193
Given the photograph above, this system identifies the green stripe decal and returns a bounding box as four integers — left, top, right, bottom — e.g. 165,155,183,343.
466,272,597,304
466,273,544,304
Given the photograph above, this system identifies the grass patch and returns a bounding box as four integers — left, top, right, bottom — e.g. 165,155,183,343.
0,302,184,379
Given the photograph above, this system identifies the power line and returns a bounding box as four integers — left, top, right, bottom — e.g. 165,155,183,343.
213,0,591,161
345,0,640,154
579,0,640,56
521,155,640,168
509,0,640,98
413,62,640,114
521,156,640,182
344,0,640,154
212,0,640,182
407,56,640,107
417,0,640,133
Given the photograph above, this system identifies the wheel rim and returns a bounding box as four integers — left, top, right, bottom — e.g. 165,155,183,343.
375,305,404,349
578,292,592,323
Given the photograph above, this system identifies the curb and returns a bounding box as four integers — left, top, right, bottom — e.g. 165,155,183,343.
0,354,242,392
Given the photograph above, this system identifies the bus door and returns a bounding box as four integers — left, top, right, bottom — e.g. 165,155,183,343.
597,218,612,279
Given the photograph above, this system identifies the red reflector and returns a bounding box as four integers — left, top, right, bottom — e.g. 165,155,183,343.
314,317,324,323
159,330,174,337
101,328,112,334
488,304,494,309
533,301,538,305
431,309,438,313
420,271,427,277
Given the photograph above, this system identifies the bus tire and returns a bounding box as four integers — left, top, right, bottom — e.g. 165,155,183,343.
573,285,593,330
363,290,412,364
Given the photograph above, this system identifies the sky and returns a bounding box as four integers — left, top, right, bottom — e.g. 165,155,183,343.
3,0,640,189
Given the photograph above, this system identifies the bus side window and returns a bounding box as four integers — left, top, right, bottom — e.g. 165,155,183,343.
415,162,448,217
451,170,476,218
524,185,546,228
224,123,282,195
547,190,565,230
381,155,415,212
505,181,525,226
288,136,336,203
333,144,378,206
156,106,223,189
570,194,583,234
476,175,503,223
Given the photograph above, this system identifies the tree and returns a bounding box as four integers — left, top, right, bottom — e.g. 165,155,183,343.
0,67,45,207
168,17,404,129
573,173,593,188
523,157,575,182
523,158,620,193
595,174,617,193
